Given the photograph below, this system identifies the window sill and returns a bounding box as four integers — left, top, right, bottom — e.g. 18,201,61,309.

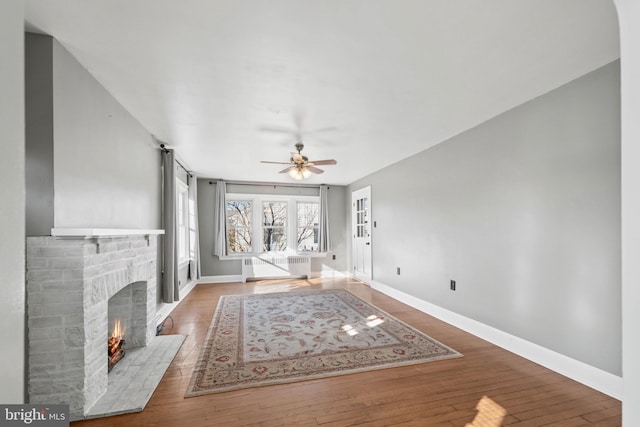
218,252,327,261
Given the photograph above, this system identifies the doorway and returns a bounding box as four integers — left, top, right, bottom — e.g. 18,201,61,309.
352,186,372,283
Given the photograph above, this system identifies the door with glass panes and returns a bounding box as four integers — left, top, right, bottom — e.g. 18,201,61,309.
351,186,371,283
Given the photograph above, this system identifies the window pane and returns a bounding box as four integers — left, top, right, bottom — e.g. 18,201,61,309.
263,227,287,251
297,202,319,251
262,201,287,252
226,200,252,253
227,201,251,227
177,186,190,262
228,227,252,252
263,201,287,226
178,192,184,225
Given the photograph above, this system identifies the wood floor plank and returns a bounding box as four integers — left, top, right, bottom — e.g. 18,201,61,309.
71,278,621,426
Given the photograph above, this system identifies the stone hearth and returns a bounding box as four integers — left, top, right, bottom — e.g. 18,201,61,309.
26,233,162,420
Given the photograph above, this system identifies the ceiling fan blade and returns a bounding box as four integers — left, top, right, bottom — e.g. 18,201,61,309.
261,160,291,165
293,108,306,131
258,125,298,135
305,126,339,135
307,159,337,166
306,166,325,174
278,166,294,174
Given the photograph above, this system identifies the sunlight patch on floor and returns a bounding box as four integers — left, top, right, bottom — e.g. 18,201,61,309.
465,396,507,427
341,315,385,337
251,278,316,294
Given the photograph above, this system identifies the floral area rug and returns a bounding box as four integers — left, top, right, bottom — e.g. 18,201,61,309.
185,289,461,397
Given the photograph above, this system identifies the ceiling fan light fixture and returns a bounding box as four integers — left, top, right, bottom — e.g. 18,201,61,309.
289,168,305,180
262,142,336,180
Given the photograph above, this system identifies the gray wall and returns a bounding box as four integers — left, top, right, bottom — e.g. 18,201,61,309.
198,180,348,277
348,60,621,376
0,2,25,403
25,34,164,307
50,37,161,229
25,34,54,236
25,35,161,230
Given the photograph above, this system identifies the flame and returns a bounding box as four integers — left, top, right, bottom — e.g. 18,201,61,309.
111,319,125,339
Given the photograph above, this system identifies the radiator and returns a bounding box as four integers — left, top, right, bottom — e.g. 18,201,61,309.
241,256,311,282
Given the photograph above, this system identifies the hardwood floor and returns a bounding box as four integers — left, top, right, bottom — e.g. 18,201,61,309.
73,278,621,426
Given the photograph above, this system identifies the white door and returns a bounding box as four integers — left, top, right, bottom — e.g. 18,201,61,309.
352,186,372,283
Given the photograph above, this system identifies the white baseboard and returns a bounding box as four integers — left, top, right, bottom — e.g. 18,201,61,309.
371,280,622,400
199,273,352,282
199,275,243,284
309,270,349,279
155,279,199,327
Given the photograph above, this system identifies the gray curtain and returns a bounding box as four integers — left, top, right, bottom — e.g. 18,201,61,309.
318,185,331,252
213,180,227,257
187,174,201,281
161,149,179,303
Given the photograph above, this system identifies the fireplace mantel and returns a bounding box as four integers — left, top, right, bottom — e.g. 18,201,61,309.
51,228,165,238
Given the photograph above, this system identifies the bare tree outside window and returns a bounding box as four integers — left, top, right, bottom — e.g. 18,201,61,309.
226,196,320,254
263,201,287,251
297,202,319,251
226,200,252,253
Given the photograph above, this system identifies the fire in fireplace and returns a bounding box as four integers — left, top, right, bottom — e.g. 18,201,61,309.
108,320,126,372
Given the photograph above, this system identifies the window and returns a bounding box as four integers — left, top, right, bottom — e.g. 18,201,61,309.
262,201,287,251
225,194,320,255
226,200,252,253
177,180,190,264
297,202,319,251
188,193,197,261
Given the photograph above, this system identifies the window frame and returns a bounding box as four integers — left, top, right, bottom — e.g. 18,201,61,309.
261,200,288,252
226,199,254,254
176,179,190,266
222,193,325,258
296,201,320,252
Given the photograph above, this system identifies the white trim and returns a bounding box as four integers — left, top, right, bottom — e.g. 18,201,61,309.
154,279,198,326
199,275,243,284
51,228,165,237
371,280,623,400
176,179,190,264
219,252,327,261
309,270,349,279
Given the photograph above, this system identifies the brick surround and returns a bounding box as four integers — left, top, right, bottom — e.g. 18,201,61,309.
26,235,158,419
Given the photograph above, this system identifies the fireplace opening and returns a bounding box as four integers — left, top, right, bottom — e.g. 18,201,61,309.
107,280,148,374
108,320,126,372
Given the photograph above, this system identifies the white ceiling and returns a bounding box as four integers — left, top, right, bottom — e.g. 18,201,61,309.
24,0,619,185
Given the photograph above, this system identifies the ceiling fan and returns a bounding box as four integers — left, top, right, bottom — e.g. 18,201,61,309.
260,142,337,180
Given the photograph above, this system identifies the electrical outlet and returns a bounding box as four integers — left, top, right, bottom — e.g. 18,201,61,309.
450,280,456,291
332,254,336,260
397,267,401,275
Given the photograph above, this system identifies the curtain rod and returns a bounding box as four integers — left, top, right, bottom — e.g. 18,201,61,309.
160,144,191,176
206,179,327,189
176,160,190,176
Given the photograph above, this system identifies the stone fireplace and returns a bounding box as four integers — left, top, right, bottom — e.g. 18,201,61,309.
26,230,174,420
